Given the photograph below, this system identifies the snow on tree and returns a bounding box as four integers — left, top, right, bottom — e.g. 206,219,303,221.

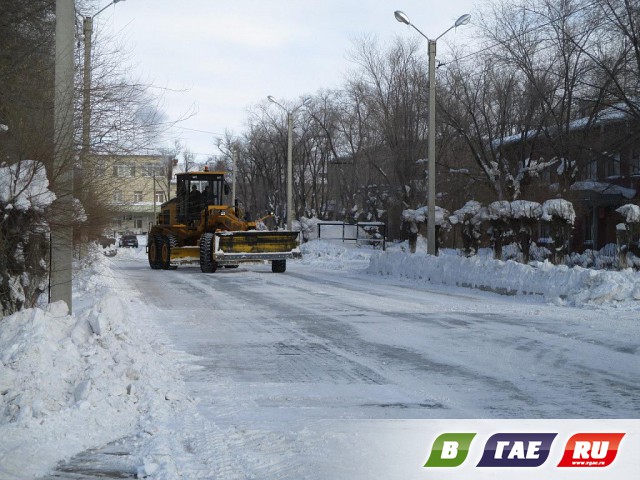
615,204,640,269
1,161,56,316
616,204,640,224
539,198,575,264
508,201,542,263
510,200,542,219
0,160,56,213
541,199,575,224
505,157,560,199
402,206,451,228
402,205,451,253
451,201,483,256
473,200,545,262
556,158,578,179
487,200,512,220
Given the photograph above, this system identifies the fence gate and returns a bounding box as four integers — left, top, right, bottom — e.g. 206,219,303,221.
317,222,386,251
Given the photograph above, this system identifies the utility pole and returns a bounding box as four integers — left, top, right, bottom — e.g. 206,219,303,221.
286,112,293,230
51,0,75,311
81,16,92,166
232,149,238,206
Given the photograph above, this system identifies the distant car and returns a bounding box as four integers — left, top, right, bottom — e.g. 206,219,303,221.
119,234,138,248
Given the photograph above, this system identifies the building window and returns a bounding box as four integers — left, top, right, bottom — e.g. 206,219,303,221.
606,152,621,178
133,191,143,203
631,149,640,176
113,164,135,177
583,160,598,181
94,161,106,177
155,191,165,203
584,211,593,247
123,214,132,221
134,219,143,229
142,164,165,177
113,190,123,202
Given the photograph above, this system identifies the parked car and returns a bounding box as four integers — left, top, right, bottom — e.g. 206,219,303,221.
119,234,138,248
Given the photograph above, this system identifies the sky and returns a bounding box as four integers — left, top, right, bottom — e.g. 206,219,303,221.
95,0,479,161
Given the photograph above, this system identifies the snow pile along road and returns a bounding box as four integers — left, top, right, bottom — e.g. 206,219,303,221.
368,250,640,306
0,250,196,479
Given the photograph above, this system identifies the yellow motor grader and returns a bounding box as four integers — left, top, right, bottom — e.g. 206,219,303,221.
147,170,299,273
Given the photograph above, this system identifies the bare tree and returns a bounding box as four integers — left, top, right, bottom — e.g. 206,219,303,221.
440,0,614,202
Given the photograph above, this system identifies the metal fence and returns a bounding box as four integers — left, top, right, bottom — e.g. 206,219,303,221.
316,222,386,251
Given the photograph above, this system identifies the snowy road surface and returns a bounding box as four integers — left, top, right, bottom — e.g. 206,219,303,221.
107,251,639,478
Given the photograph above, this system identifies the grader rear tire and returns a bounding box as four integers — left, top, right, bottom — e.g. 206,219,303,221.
148,235,161,270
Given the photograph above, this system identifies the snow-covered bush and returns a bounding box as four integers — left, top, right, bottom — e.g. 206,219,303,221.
0,161,55,316
474,201,513,260
615,204,640,269
450,201,483,256
509,200,542,263
540,199,575,265
297,216,321,242
468,198,573,264
402,205,450,253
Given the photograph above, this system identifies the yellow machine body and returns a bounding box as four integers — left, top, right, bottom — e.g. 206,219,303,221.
147,171,299,273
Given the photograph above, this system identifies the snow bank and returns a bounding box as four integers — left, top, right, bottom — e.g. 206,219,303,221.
367,251,640,306
0,250,194,479
300,240,373,270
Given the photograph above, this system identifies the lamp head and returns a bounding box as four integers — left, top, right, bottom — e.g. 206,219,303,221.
267,95,277,103
394,10,411,26
455,14,471,27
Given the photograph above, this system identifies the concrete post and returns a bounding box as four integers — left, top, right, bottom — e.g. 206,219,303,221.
51,0,75,312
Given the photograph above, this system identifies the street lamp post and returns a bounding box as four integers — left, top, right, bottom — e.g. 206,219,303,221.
394,10,470,255
51,0,75,311
267,95,309,230
82,0,126,162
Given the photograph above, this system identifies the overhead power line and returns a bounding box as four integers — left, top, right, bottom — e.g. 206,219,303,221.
439,0,602,68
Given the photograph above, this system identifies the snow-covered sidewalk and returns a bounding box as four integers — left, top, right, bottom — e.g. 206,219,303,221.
0,250,202,479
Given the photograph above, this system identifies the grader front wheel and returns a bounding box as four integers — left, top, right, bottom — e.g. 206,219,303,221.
199,233,218,273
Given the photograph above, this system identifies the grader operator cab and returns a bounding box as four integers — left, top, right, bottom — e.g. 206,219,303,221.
147,170,299,273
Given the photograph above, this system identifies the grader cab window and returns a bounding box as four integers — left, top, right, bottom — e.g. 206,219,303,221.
177,174,226,224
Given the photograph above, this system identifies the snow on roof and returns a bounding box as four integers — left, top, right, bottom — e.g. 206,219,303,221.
492,103,636,147
0,160,56,212
570,181,636,199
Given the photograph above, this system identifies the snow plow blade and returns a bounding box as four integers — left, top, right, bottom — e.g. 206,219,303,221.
216,230,300,257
